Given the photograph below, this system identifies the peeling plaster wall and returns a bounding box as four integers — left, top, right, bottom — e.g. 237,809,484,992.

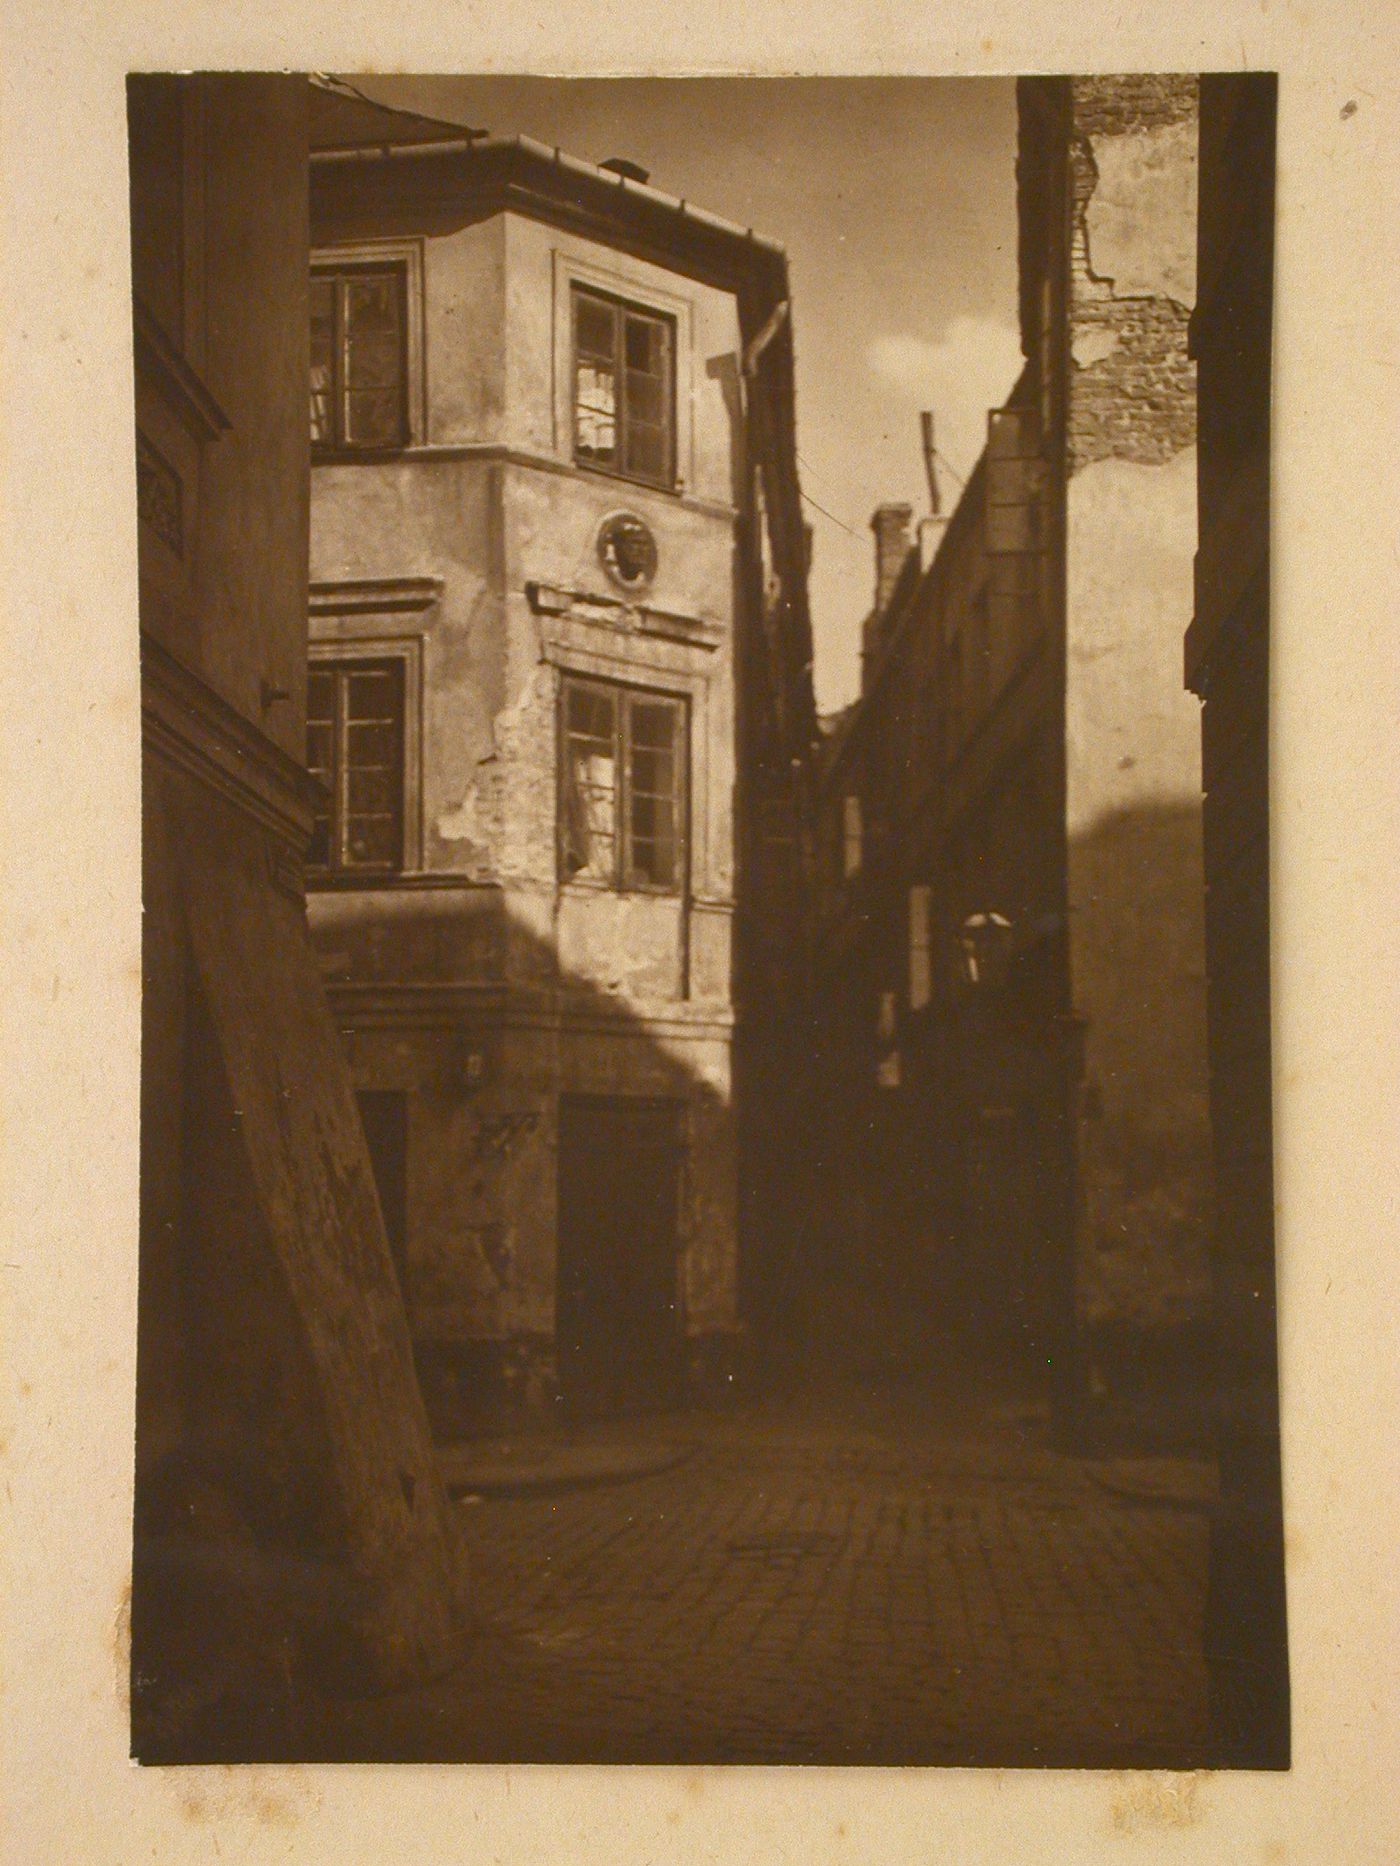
1063,79,1211,1335
306,205,746,1404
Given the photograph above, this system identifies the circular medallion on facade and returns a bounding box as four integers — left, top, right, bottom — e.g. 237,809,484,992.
597,511,658,591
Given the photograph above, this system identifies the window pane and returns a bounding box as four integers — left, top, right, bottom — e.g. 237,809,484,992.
345,667,400,719
305,720,333,777
626,369,665,427
307,666,335,724
629,817,678,887
347,766,397,815
345,721,397,767
575,292,618,466
627,699,682,887
346,814,399,867
566,681,617,745
623,312,671,483
624,420,667,484
575,292,615,362
630,744,675,797
624,313,663,374
306,659,408,873
561,681,618,882
310,278,335,444
575,363,616,463
343,275,402,388
630,698,679,753
343,388,401,448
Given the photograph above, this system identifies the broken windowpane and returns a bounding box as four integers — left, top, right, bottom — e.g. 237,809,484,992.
560,679,685,892
572,287,674,488
310,277,335,445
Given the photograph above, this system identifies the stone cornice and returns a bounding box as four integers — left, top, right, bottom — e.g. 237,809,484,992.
142,634,321,851
527,579,724,651
325,979,734,1040
309,576,443,617
132,298,231,443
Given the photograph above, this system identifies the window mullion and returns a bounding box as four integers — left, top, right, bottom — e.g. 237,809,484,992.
335,670,351,871
335,279,349,449
613,302,628,482
618,689,631,888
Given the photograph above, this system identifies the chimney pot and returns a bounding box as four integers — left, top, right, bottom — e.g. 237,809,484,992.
871,502,915,614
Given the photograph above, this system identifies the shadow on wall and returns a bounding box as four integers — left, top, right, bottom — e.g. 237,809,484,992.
136,879,781,1757
307,893,825,1437
1068,796,1217,1445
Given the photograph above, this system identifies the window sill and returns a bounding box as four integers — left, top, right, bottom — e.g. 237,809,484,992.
572,457,680,499
312,442,414,465
559,875,685,902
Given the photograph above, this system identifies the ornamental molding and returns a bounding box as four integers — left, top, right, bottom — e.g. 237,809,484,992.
525,579,723,651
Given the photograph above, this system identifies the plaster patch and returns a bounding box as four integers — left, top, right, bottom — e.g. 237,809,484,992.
1072,327,1121,370
1085,119,1198,306
437,788,482,843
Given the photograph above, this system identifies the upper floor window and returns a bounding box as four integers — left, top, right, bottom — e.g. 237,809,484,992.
560,676,686,892
842,794,863,879
572,286,675,490
908,884,933,1011
311,263,408,450
306,657,405,875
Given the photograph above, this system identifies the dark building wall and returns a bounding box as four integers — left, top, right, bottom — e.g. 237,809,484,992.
810,381,1066,1372
131,75,467,1757
1188,72,1288,1768
1021,76,1212,1362
808,79,1211,1408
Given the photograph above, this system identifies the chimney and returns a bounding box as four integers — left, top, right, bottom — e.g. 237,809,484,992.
600,157,651,184
871,502,915,614
920,411,941,517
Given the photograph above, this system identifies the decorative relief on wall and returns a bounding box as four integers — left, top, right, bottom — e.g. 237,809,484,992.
136,431,183,556
597,511,658,590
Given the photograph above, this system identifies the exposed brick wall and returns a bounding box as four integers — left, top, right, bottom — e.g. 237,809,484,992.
1072,75,1197,138
1069,297,1195,471
1066,78,1198,475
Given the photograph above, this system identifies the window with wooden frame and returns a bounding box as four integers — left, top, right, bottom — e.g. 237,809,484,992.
572,285,676,490
559,677,687,893
310,263,409,450
306,658,406,876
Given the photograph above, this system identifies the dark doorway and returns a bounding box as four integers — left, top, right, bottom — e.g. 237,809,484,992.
556,1095,684,1418
356,1090,409,1293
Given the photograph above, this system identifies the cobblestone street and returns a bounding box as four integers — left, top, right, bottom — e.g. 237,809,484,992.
288,1375,1215,1767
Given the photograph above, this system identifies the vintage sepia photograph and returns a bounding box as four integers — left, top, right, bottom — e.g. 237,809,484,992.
128,70,1287,1769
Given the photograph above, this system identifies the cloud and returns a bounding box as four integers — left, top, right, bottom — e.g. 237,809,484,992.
865,315,1024,482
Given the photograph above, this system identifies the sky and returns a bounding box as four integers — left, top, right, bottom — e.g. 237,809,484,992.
352,77,1021,712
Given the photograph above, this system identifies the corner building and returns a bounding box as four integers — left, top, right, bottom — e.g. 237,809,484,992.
307,123,814,1426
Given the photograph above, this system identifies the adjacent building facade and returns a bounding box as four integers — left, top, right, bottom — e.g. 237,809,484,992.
305,123,815,1426
1189,73,1288,1767
813,76,1211,1417
130,75,468,1757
